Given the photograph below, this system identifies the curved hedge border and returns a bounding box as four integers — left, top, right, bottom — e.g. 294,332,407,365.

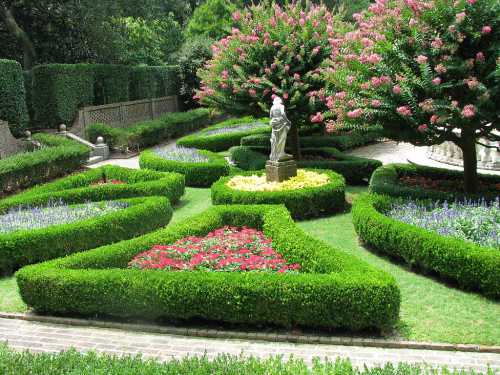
229,146,381,184
0,165,185,210
0,134,90,196
176,117,270,152
16,205,400,331
211,169,345,220
1,196,172,275
369,163,500,201
352,193,500,298
139,149,229,187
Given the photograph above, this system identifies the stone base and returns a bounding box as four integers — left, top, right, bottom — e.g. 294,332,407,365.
266,160,297,182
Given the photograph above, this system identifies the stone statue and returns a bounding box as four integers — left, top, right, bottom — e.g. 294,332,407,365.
269,96,292,162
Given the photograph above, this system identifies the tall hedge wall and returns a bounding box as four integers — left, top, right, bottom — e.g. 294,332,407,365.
0,59,29,136
129,65,179,101
32,64,95,129
93,64,130,105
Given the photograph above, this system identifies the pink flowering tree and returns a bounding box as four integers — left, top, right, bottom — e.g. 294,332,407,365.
324,0,499,193
196,2,346,158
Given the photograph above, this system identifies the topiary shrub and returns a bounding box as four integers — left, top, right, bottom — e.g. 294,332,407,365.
32,64,95,129
140,148,229,187
0,59,29,136
211,169,345,219
16,204,400,331
352,193,500,298
0,196,172,274
93,64,130,105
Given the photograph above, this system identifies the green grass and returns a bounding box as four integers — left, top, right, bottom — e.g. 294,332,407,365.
0,344,492,375
0,186,498,345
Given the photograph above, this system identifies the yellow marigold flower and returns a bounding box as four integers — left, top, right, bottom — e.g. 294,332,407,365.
227,170,330,192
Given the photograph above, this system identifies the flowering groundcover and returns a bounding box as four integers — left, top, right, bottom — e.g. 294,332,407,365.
129,226,300,273
17,205,400,331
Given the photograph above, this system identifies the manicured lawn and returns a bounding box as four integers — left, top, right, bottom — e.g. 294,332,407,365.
0,185,498,345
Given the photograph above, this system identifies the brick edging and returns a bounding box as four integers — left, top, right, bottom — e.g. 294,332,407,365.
1,311,499,354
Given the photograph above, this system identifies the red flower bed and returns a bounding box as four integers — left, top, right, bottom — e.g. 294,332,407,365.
129,226,300,273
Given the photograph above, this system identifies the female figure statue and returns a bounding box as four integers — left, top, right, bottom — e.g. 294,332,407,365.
269,96,292,162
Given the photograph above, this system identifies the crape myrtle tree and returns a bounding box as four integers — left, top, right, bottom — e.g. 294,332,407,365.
196,1,347,158
324,0,499,193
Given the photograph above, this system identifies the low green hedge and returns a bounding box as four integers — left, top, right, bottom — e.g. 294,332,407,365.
352,193,500,298
1,196,172,275
86,108,211,150
0,165,185,210
229,146,381,184
211,170,345,220
176,117,270,152
0,134,90,196
17,205,400,331
139,149,229,187
240,127,383,152
369,163,500,201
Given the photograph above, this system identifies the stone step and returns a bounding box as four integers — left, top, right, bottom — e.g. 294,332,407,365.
86,155,104,165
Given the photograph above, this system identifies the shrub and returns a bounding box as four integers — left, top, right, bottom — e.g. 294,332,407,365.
140,148,229,187
229,146,381,184
129,66,179,101
0,59,29,136
369,163,500,201
32,64,95,129
176,116,270,152
352,193,500,298
0,134,90,195
86,108,211,150
0,196,172,275
16,205,400,331
0,165,185,210
184,0,241,40
93,64,130,105
211,170,345,219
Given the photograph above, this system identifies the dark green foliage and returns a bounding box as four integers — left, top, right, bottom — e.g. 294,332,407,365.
86,108,211,150
0,59,28,136
230,146,381,184
140,149,229,187
129,65,179,101
0,165,185,210
32,64,95,129
22,70,33,124
0,196,172,275
211,170,346,220
185,0,240,40
16,205,400,330
0,134,90,195
93,64,130,105
352,193,500,299
240,128,383,152
152,66,180,97
369,164,500,201
177,117,270,152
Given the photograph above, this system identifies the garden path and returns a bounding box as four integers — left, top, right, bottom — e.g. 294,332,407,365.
0,317,498,372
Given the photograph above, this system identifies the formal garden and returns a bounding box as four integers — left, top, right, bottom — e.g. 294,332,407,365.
0,0,499,373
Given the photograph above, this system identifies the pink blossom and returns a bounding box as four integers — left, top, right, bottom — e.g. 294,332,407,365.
434,64,447,74
392,85,402,94
335,91,346,100
232,11,241,21
482,26,492,34
451,100,459,107
397,106,412,116
418,124,428,132
283,92,289,100
361,82,370,90
269,17,277,27
476,52,485,62
456,12,466,23
432,77,442,85
284,65,290,73
293,73,301,81
299,18,306,26
367,54,382,64
416,55,428,64
347,108,363,118
371,99,382,107
371,77,382,87
221,70,229,79
310,112,324,123
431,38,443,49
467,0,476,4
248,89,257,97
271,63,277,70
312,46,321,56
430,114,439,124
264,68,271,75
347,76,355,85
461,104,476,118
464,77,479,89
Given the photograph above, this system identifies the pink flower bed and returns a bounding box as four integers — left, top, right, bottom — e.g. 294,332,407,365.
129,226,300,273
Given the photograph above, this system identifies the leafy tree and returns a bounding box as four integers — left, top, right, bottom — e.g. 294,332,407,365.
185,0,242,40
325,0,499,193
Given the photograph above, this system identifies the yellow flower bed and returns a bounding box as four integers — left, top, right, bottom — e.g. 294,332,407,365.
227,170,330,192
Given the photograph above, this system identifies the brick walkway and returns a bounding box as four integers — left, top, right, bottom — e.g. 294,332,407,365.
0,318,499,371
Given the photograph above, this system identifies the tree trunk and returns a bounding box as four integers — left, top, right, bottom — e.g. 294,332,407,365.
289,122,301,160
459,132,478,194
0,6,36,70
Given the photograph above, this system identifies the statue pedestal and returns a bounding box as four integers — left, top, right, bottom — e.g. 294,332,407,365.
266,159,297,182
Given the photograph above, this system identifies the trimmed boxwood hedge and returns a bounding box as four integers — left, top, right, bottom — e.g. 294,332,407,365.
0,134,90,196
139,149,229,187
176,117,270,152
211,169,345,220
86,108,211,150
352,193,500,298
1,196,172,275
93,64,130,105
16,205,400,331
229,146,381,184
369,163,500,201
240,127,383,152
0,59,29,136
0,165,185,210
